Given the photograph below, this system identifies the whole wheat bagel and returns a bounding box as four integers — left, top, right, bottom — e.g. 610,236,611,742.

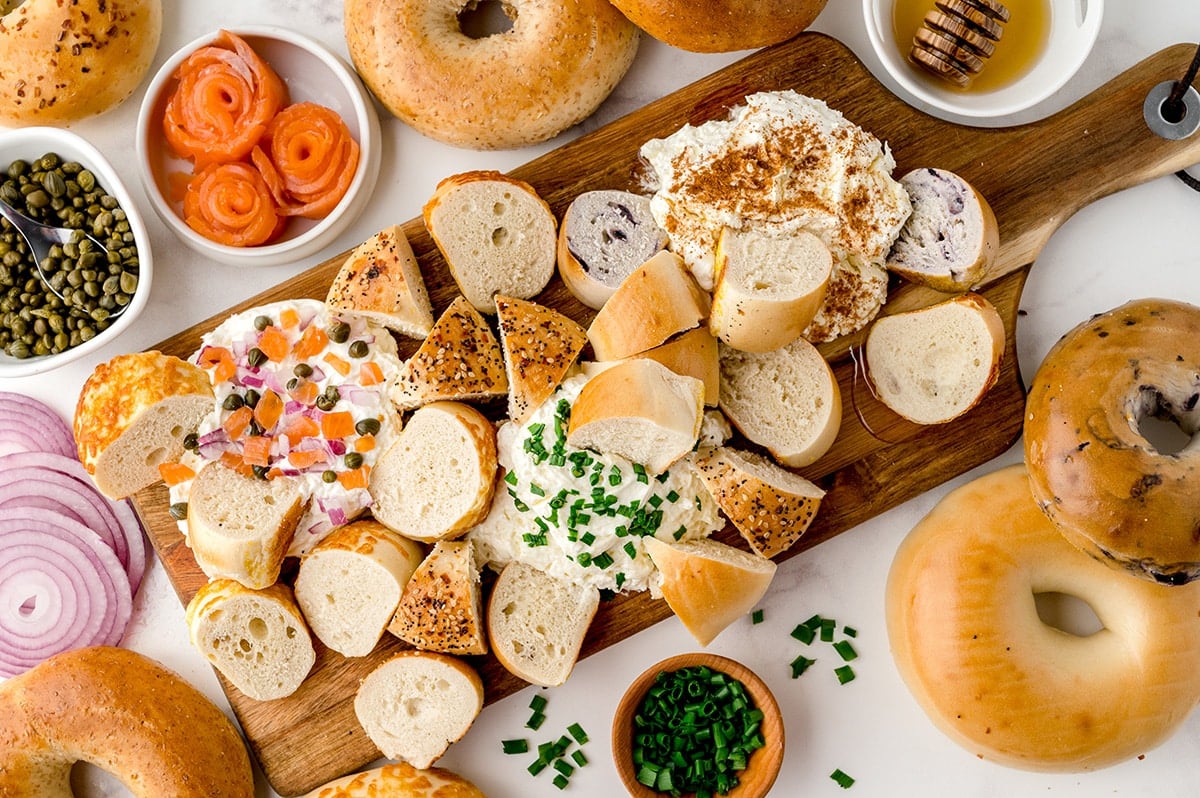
1023,298,1200,584
609,0,827,52
0,646,254,797
0,0,162,127
886,465,1200,772
344,0,639,149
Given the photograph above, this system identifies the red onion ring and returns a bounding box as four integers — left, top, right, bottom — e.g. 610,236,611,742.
0,391,76,459
0,451,146,593
0,508,133,676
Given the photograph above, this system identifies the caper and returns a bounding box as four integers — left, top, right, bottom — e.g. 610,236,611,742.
293,362,313,378
76,170,95,192
168,502,188,521
286,376,300,392
348,340,369,359
183,432,199,451
251,465,268,480
328,321,350,343
323,385,341,402
355,417,381,436
25,189,49,209
247,347,267,367
42,171,66,198
322,470,338,484
243,389,261,408
6,160,26,179
223,393,245,411
315,395,337,412
344,452,364,469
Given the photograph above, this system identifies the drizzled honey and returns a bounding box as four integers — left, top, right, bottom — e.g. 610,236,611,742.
891,0,1051,92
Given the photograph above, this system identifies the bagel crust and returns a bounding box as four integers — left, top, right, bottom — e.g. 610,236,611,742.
886,465,1200,772
1024,298,1200,584
608,0,828,53
0,646,254,797
0,0,163,126
344,0,640,149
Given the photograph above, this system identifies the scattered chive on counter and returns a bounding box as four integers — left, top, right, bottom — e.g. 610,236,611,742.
787,613,859,685
504,693,592,790
831,768,855,788
630,665,766,797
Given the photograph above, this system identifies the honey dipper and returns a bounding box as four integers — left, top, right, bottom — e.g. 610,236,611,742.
910,0,1012,86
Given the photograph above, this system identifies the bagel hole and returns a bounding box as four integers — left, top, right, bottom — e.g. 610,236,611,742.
71,761,136,796
458,0,515,39
1034,591,1104,637
1138,414,1193,455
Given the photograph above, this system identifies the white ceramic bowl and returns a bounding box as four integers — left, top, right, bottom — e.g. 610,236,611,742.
863,0,1103,119
0,127,153,378
135,26,381,267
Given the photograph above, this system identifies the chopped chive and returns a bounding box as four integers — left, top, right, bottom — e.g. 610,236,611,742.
791,623,816,644
529,694,547,712
593,551,615,569
751,609,764,625
572,749,588,766
504,470,518,485
529,482,546,497
843,626,858,638
527,710,547,729
834,664,856,685
820,618,837,642
502,738,529,754
790,654,816,679
615,572,626,588
831,768,855,788
552,773,569,790
633,463,648,483
666,489,680,502
673,525,687,541
833,639,858,662
553,759,575,777
568,722,589,744
528,757,548,776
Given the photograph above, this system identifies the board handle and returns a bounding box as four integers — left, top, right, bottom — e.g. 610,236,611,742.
974,43,1200,283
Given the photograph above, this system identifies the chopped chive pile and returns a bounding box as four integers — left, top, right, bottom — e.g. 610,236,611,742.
751,608,764,625
630,665,765,797
504,693,592,790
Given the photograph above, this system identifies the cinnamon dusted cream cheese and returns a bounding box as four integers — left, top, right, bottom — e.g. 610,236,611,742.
641,90,911,341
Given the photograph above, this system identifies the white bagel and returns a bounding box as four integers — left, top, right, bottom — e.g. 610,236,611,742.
0,646,254,797
1024,298,1200,584
0,0,162,126
886,465,1200,772
344,0,640,149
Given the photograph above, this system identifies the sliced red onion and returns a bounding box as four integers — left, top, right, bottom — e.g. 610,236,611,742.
0,508,133,676
0,451,147,594
240,374,265,389
0,392,76,459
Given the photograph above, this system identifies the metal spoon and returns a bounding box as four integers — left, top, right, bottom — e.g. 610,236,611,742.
0,195,128,317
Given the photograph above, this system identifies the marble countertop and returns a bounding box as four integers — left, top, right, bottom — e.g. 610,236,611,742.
8,0,1200,795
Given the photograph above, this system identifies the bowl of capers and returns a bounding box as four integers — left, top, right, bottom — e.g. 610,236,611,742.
0,126,151,377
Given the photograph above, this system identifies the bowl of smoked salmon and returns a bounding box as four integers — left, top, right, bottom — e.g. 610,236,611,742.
135,26,381,267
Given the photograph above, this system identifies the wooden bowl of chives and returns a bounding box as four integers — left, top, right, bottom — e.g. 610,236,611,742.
611,653,784,798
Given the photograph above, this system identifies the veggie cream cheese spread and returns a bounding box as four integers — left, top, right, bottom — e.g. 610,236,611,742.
640,90,911,340
169,299,402,555
469,374,724,594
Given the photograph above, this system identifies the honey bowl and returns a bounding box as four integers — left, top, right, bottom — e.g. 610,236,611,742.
862,0,1104,119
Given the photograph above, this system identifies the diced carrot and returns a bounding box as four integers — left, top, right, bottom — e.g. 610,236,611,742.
287,379,319,406
359,361,384,386
323,352,351,377
281,414,320,441
241,435,273,467
353,434,375,453
222,405,254,440
337,465,370,491
257,326,290,362
253,389,284,431
158,462,196,486
219,450,254,477
279,307,300,329
289,449,329,469
293,324,329,360
320,411,355,441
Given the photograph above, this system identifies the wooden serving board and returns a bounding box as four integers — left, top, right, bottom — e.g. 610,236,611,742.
130,34,1200,796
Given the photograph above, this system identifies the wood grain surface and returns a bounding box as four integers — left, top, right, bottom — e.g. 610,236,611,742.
129,33,1200,796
